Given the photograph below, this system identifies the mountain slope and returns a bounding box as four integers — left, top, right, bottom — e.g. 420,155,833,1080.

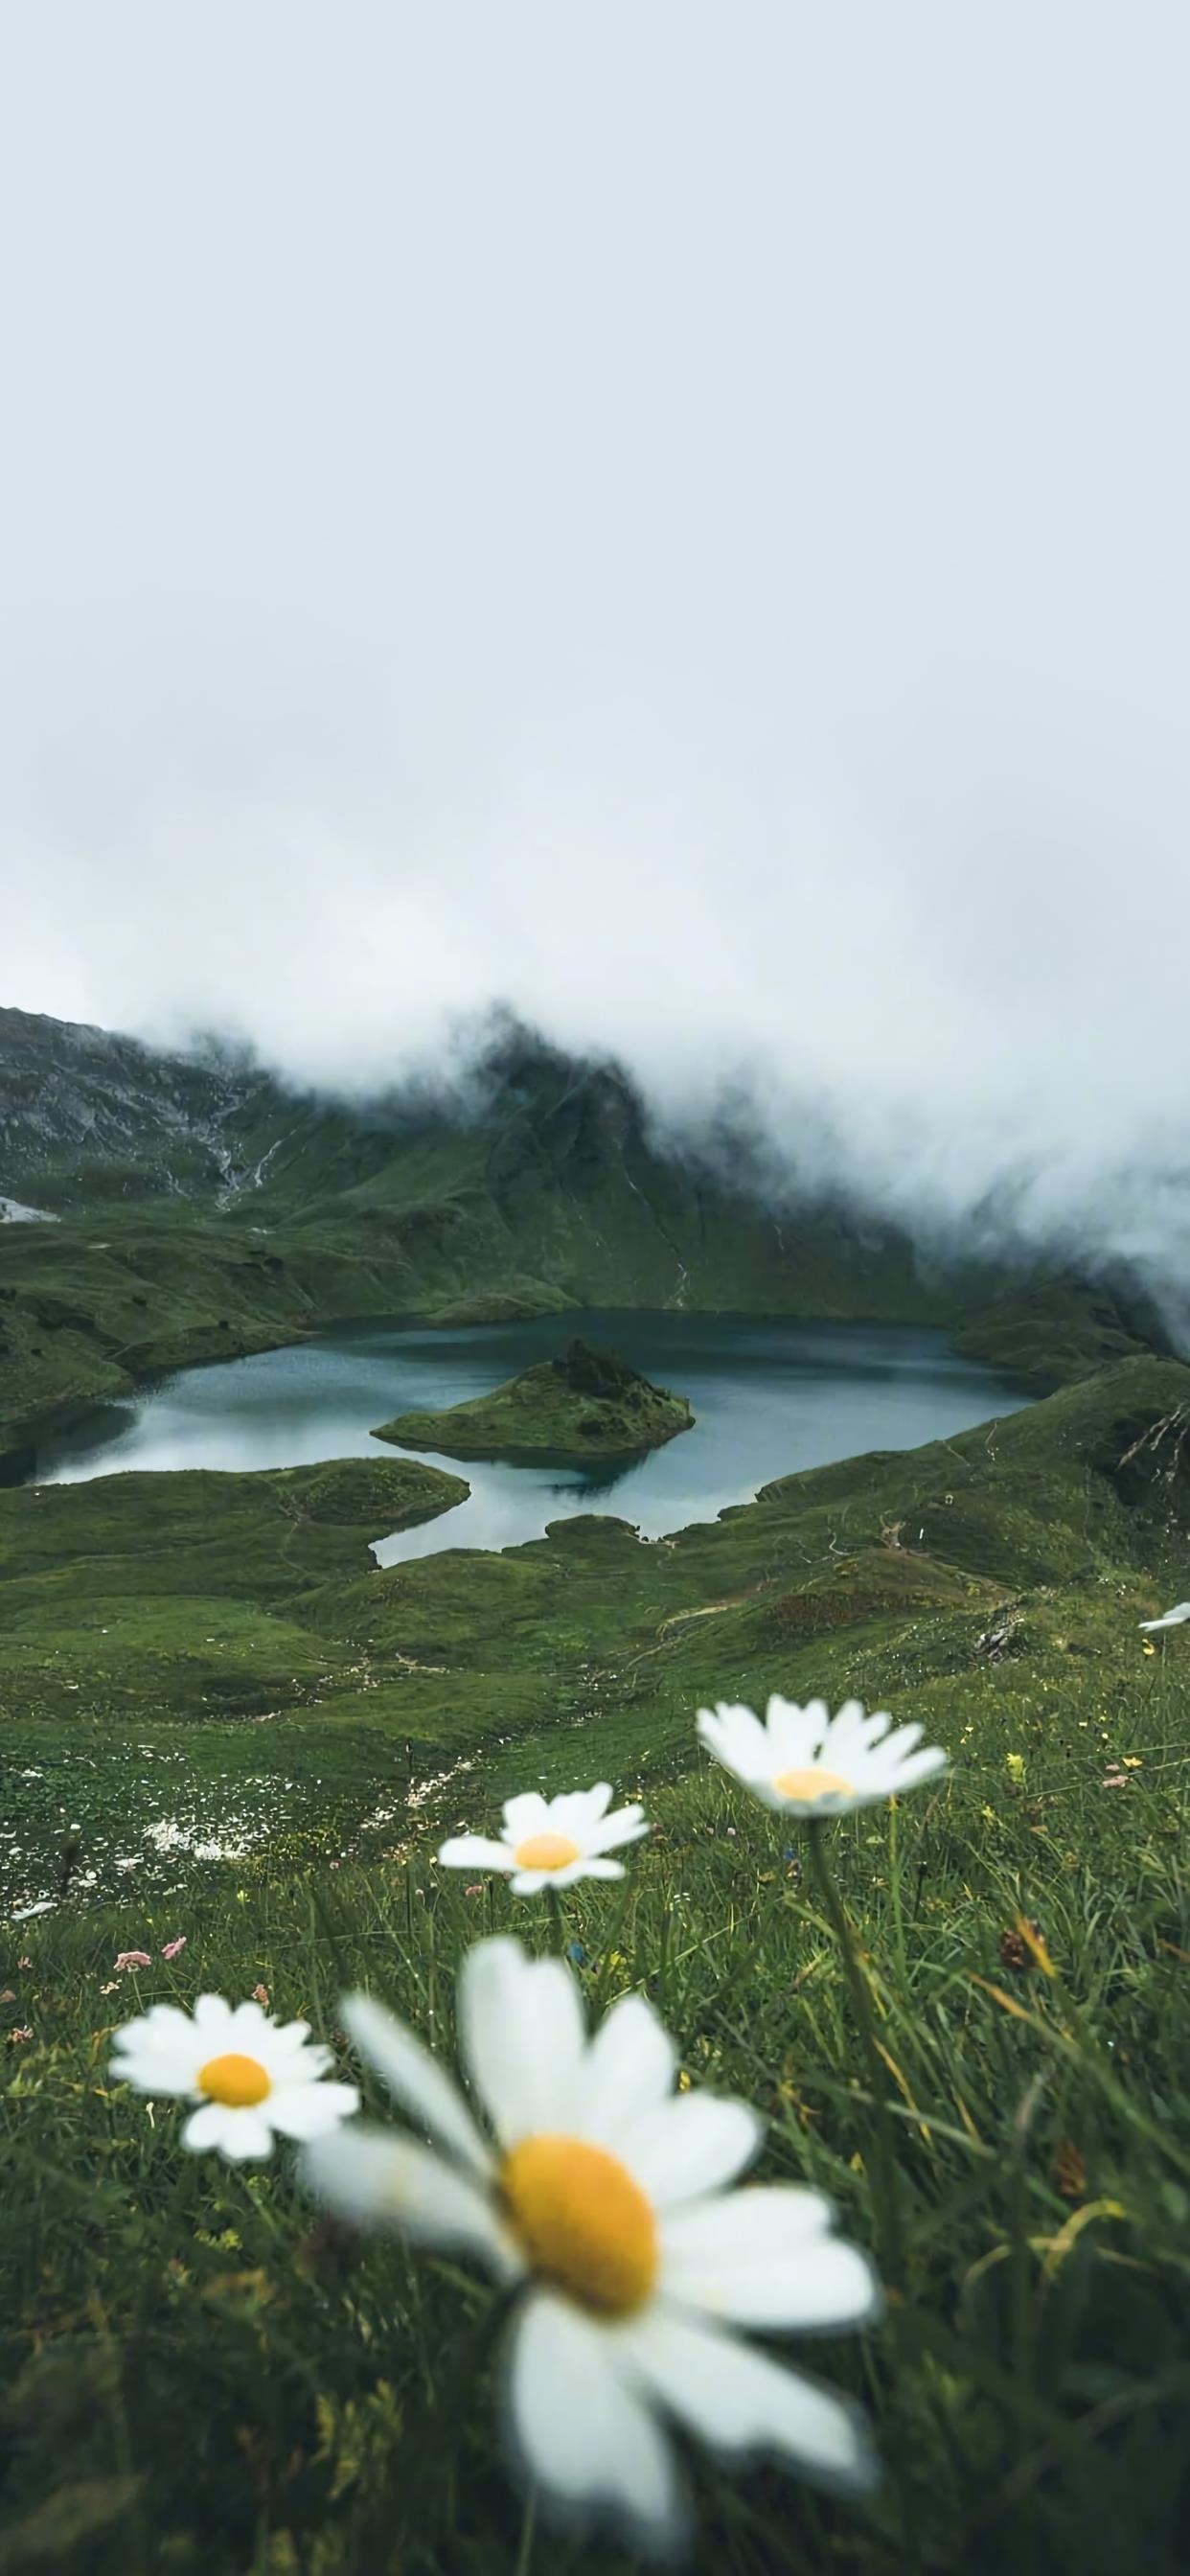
0,1005,1170,1460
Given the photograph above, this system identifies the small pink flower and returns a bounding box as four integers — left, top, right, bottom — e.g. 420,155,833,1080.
252,1982,270,2006
6,2025,33,2046
464,1882,485,1897
161,1937,187,1961
1102,1772,1129,1789
114,1950,152,1972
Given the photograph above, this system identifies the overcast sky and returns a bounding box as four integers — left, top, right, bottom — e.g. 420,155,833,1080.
3,5,1189,1295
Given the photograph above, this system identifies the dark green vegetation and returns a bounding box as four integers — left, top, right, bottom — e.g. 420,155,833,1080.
2,1429,1187,2570
0,1005,1169,1465
375,1336,694,1461
4,1354,1189,1910
3,1007,1188,2571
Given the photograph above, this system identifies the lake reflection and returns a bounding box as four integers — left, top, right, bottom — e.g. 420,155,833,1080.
28,1311,1033,1563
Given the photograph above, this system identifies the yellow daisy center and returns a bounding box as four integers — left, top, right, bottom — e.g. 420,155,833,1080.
513,1831,582,1872
196,2051,273,2108
772,1765,854,1803
499,2133,658,2314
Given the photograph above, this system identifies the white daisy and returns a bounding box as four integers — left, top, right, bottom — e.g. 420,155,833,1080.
698,1694,948,1816
1138,1600,1190,1632
109,1994,360,2162
303,1938,878,2540
438,1783,649,1894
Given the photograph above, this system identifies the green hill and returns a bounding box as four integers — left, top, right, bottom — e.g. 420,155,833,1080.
3,1351,1187,1903
375,1336,694,1461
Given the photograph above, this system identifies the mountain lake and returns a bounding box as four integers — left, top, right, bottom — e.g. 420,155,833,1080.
25,1311,1034,1562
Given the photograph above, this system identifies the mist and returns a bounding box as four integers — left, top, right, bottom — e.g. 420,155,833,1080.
3,4,1189,1312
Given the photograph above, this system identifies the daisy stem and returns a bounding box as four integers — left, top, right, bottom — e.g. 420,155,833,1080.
544,1885,568,1959
514,2485,537,2576
887,1793,908,1994
806,1821,905,2289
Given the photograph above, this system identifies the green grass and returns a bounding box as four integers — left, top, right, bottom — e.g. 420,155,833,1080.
1,1356,1189,2566
5,1355,1190,1913
2,1682,1187,2576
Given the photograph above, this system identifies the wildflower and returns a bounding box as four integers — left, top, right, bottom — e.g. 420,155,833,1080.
110,1996,360,2163
697,1696,947,1816
1050,2139,1087,2200
1141,1640,1156,1658
1102,1770,1130,1789
464,1883,485,1897
304,1938,878,2539
99,1980,119,1994
1138,1601,1190,1633
1005,1753,1025,1783
0,1989,14,2004
252,1983,270,2007
161,1937,187,1961
1122,1756,1144,1770
438,1785,649,1895
6,2025,33,2047
114,1950,152,1973
998,1922,1043,1975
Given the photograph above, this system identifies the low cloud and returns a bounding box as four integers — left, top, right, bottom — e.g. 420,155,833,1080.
2,6,1189,1322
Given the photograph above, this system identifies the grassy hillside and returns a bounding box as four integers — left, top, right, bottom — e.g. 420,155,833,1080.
2,1356,1187,2572
4,1354,1187,1907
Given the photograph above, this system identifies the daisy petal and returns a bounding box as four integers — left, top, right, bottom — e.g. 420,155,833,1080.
586,1809,650,1856
193,1994,234,2035
697,1702,769,1774
574,1991,676,2147
303,2126,516,2269
111,2045,199,2097
621,2094,762,2208
438,1835,518,1873
659,2189,880,2329
509,1857,624,1894
267,2082,360,2141
184,2104,275,2161
459,1939,585,2143
626,2310,878,2490
508,2290,679,2537
342,1992,491,2174
867,1720,922,1765
765,1701,823,1767
181,2101,236,2150
501,1792,551,1840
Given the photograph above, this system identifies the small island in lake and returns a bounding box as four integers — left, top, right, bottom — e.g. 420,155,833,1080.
373,1337,695,1463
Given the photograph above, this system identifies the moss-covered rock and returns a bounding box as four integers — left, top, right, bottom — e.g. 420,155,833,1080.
374,1337,695,1461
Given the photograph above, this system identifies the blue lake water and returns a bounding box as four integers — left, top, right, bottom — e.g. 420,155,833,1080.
29,1312,1033,1564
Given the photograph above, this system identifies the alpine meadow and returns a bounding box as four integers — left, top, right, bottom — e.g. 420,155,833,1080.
4,9,1190,2575
2,1008,1187,2573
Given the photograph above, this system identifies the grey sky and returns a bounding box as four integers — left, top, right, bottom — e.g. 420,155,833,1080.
3,4,1189,1294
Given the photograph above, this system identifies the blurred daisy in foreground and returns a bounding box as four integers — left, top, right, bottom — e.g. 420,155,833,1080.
438,1784,649,1894
110,1995,359,2162
697,1695,947,1817
1138,1601,1190,1632
304,1937,878,2542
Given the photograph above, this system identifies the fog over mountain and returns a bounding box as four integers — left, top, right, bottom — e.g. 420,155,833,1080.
3,5,1189,1319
